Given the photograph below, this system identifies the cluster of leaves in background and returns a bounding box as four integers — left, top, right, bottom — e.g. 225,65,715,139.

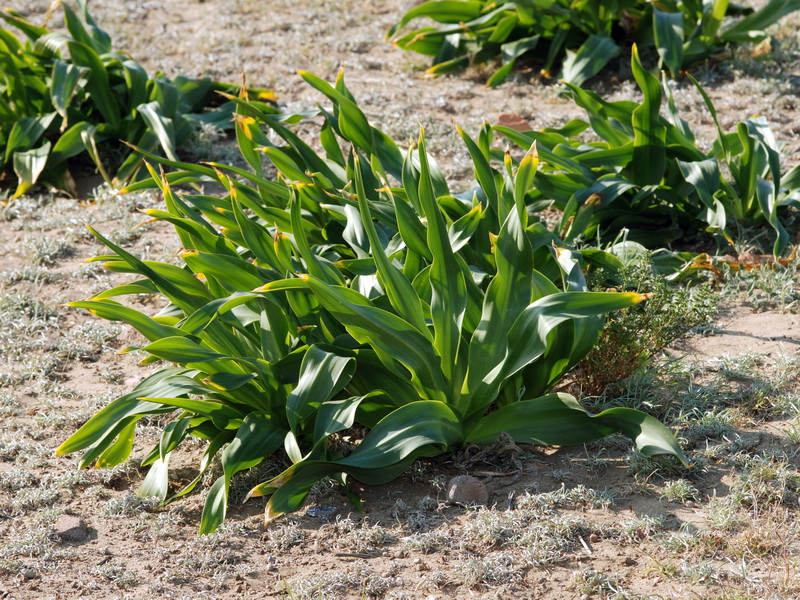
389,0,798,87
0,1,276,198
495,47,800,257
60,71,687,533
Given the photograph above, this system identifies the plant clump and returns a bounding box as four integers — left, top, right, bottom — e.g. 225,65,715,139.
0,1,276,198
388,0,799,87
60,68,687,533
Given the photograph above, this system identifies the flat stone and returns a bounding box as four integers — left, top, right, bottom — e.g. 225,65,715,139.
446,475,488,506
55,515,88,542
496,113,533,132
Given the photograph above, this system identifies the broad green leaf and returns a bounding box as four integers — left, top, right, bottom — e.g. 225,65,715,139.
486,35,540,88
62,1,107,53
137,101,178,161
205,372,258,391
630,45,666,186
140,397,244,429
297,275,448,401
87,225,207,312
462,188,533,414
448,204,483,253
388,0,484,36
417,131,466,387
721,0,797,41
222,413,285,482
298,70,374,152
140,336,229,363
505,292,645,380
159,418,192,461
56,369,207,456
756,178,789,257
701,0,730,42
120,59,149,110
12,141,51,199
653,9,684,76
465,393,686,462
48,122,95,166
66,40,120,128
180,249,268,291
312,395,366,449
4,113,56,163
560,35,620,88
550,86,632,149
71,299,187,341
255,400,463,519
393,192,432,261
676,159,727,233
138,454,170,502
95,420,137,468
0,9,48,41
457,125,499,211
262,147,312,183
199,476,227,535
51,60,87,127
287,346,354,430
288,191,343,285
514,142,538,214
355,158,429,336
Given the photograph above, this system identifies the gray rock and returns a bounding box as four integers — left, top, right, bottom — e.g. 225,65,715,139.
55,515,88,542
446,475,488,505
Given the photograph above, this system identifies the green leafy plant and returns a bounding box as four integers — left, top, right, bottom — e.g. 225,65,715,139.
388,0,798,87
60,70,686,533
577,240,718,395
494,47,800,256
0,1,275,198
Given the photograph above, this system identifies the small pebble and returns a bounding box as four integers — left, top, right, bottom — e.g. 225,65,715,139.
447,475,489,505
306,506,338,520
21,568,36,580
54,515,89,543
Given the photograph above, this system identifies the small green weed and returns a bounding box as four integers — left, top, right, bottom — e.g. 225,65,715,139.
25,234,74,266
660,479,701,503
580,254,717,395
